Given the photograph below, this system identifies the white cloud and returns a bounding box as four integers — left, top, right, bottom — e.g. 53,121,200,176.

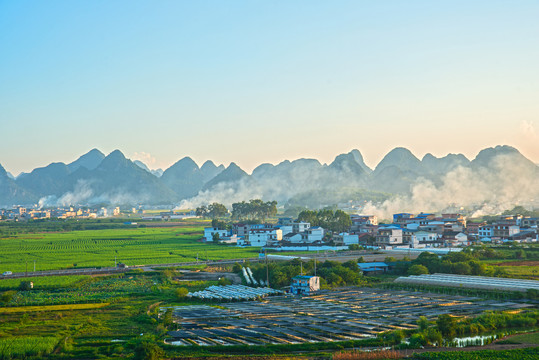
132,151,157,166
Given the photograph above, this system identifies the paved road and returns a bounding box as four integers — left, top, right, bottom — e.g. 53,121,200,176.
0,250,415,279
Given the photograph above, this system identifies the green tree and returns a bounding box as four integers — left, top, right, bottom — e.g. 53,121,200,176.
134,341,164,360
207,202,228,218
436,314,456,339
417,316,430,331
175,287,189,299
195,205,209,217
407,264,429,275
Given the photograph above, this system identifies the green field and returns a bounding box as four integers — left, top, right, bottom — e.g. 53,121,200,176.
0,224,262,273
503,332,539,345
0,275,89,290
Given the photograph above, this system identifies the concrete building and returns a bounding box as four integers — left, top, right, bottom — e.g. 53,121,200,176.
292,222,311,233
290,275,320,295
248,229,282,247
375,227,403,247
204,227,230,242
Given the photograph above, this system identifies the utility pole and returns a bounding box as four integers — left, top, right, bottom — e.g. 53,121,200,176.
314,254,317,277
115,256,117,267
34,260,36,272
300,261,303,276
265,249,269,288
196,253,199,264
25,260,28,276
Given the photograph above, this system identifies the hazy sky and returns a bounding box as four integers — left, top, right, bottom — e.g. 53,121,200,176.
1,1,538,175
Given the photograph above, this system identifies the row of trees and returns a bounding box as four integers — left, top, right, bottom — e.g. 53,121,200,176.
297,209,352,233
231,199,277,222
410,250,506,277
195,203,228,218
195,199,278,222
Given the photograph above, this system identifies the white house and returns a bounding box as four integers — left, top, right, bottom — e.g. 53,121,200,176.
203,227,230,242
292,222,311,233
284,227,325,244
248,229,283,247
414,230,440,242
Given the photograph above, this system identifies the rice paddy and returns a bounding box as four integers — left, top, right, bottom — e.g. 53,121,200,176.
0,225,261,273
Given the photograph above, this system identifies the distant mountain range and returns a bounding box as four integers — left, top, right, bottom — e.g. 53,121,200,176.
0,145,538,210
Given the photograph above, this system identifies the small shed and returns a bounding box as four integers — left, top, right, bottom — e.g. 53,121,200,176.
357,262,389,275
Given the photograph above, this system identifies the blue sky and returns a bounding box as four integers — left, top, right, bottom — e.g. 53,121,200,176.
1,1,538,174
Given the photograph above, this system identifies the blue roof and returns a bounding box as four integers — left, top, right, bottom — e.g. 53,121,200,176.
358,262,388,270
293,275,317,279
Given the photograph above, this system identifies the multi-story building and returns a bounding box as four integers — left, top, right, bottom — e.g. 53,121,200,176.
290,276,320,295
375,227,403,247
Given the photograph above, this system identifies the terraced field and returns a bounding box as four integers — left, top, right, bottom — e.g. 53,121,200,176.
0,225,260,273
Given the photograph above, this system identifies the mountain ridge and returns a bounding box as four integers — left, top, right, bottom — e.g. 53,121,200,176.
1,145,537,208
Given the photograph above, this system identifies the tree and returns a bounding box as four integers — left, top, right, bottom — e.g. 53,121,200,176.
407,264,429,275
417,316,430,331
207,203,228,218
19,281,33,290
211,218,227,229
175,287,189,299
195,205,209,218
134,341,165,360
436,314,456,339
212,232,220,243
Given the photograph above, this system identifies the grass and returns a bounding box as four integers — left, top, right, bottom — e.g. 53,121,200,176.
499,266,539,278
0,275,90,290
0,223,263,272
0,302,110,313
501,332,539,345
0,336,59,358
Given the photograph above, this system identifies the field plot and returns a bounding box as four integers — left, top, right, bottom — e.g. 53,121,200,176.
165,288,524,346
0,225,260,272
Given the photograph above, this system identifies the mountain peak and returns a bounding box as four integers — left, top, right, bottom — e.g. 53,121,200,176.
375,147,421,173
68,148,105,172
98,150,129,171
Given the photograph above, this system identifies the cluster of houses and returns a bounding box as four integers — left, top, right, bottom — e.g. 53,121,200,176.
352,213,538,249
0,205,132,220
0,205,198,222
204,212,539,251
203,218,360,251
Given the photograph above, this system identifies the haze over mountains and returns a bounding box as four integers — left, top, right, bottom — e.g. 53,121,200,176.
1,146,538,217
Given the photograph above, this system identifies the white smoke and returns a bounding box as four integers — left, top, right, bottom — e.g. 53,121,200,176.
361,153,539,219
38,180,149,207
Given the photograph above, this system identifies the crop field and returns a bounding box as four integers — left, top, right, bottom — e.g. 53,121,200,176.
410,347,539,360
503,332,539,345
0,275,89,290
0,225,262,272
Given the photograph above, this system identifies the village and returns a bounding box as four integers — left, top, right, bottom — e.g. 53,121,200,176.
204,212,539,251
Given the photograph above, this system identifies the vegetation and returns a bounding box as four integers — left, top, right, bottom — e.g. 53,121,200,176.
249,258,369,289
231,199,278,222
411,347,539,360
297,209,352,233
195,202,228,218
0,224,265,272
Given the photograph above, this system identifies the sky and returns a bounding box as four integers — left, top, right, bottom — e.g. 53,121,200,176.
1,1,538,175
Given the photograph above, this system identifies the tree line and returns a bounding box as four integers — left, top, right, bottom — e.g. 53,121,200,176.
196,199,278,222
297,209,352,233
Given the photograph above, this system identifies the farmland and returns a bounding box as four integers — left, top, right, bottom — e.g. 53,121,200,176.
0,221,262,273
